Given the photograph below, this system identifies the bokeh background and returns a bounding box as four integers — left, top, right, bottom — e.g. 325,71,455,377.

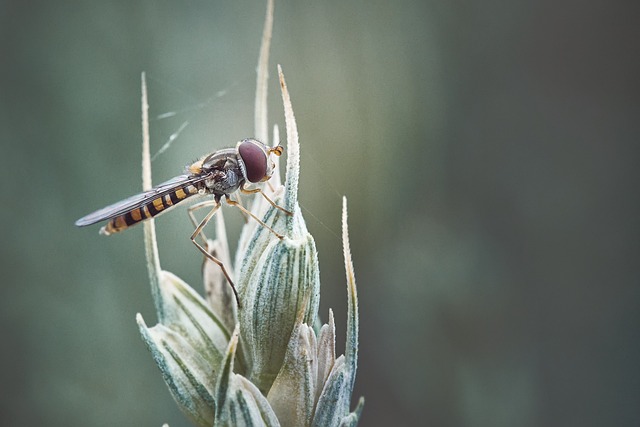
1,0,638,426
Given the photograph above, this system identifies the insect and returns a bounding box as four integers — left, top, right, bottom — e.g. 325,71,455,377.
75,138,291,304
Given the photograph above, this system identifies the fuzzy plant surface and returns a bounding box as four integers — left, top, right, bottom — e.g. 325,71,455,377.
135,2,363,425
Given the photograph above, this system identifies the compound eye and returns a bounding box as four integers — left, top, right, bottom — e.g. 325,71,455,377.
238,139,268,183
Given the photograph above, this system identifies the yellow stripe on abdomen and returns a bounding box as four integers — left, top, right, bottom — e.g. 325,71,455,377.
101,184,199,235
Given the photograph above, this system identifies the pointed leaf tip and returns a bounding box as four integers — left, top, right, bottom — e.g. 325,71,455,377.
254,0,275,142
141,71,162,315
342,196,359,389
342,196,358,335
278,65,300,215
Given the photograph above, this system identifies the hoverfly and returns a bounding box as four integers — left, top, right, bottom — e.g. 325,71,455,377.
75,138,291,304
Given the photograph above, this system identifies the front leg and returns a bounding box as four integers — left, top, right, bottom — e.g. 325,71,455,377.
225,195,285,240
240,182,293,216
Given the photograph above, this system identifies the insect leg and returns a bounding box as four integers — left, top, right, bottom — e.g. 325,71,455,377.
189,200,241,306
232,195,250,224
187,199,218,245
225,195,285,240
240,183,293,216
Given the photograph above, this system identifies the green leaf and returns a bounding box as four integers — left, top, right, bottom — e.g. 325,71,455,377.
137,315,216,427
137,271,234,426
267,317,316,426
215,330,281,427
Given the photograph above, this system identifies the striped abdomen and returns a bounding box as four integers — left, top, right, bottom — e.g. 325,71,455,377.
100,183,200,235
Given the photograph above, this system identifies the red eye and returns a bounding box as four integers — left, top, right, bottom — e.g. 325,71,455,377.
238,139,268,183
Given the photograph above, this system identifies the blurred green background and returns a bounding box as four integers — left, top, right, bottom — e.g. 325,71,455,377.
1,0,638,426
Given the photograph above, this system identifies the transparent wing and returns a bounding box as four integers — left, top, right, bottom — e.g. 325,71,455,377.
75,174,206,226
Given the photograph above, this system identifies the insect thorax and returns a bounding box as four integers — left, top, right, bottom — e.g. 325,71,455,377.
206,168,242,195
199,157,241,196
